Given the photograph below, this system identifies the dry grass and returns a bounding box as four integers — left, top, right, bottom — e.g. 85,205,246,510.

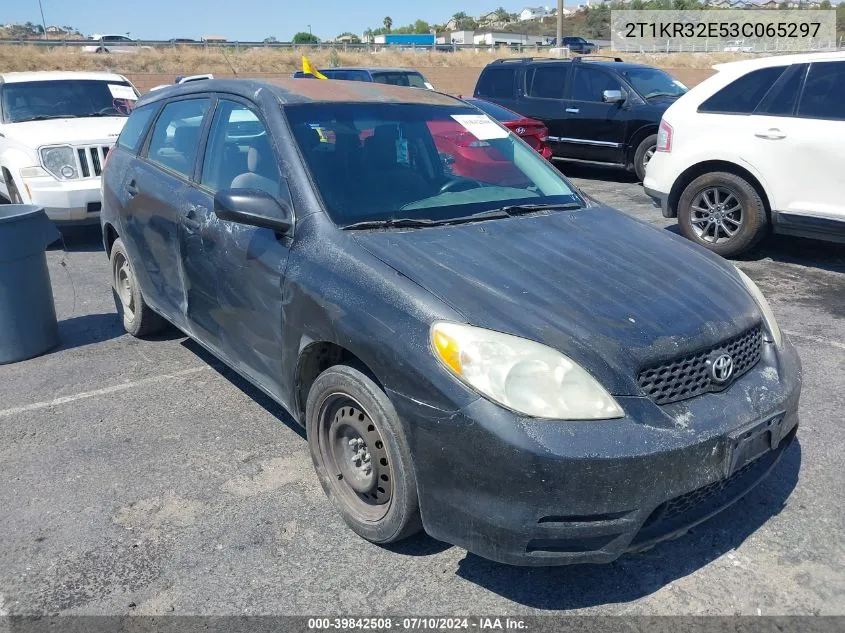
0,44,755,75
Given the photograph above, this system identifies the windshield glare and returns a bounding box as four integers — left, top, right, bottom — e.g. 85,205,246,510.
285,103,580,226
622,68,688,99
1,80,137,123
371,73,428,89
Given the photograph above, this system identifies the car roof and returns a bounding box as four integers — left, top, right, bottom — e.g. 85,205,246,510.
320,67,423,74
486,57,651,71
712,50,845,73
135,77,459,107
0,71,129,84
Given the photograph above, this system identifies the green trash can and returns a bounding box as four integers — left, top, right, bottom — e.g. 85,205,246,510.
0,205,61,364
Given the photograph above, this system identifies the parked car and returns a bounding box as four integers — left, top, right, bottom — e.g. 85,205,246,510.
460,96,553,159
551,36,598,54
0,71,139,224
644,51,845,256
293,67,435,90
101,78,800,566
723,40,755,53
149,74,214,92
474,57,688,181
83,34,147,54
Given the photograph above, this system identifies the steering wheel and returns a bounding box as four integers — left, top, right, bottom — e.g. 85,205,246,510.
439,177,483,194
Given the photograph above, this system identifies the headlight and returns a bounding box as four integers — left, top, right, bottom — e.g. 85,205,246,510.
431,322,624,420
735,267,782,347
40,146,78,180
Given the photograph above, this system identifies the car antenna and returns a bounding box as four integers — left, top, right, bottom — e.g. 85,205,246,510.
219,46,238,76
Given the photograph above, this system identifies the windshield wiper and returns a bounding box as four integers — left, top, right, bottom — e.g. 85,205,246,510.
343,209,512,231
644,92,680,100
343,217,440,230
14,114,78,122
499,202,583,215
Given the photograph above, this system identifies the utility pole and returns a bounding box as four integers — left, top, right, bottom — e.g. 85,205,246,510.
37,0,48,39
556,0,563,55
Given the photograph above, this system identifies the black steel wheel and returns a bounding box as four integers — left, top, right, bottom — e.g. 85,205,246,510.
306,364,422,544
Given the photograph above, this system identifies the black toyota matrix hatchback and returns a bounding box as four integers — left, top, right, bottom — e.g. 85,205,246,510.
101,78,801,566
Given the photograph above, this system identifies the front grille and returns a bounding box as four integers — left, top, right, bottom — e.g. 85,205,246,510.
637,327,763,405
75,145,111,178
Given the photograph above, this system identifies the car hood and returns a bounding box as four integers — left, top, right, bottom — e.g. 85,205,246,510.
1,117,126,148
352,207,761,395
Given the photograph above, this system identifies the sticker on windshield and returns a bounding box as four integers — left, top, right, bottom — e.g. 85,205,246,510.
451,114,509,140
108,84,138,100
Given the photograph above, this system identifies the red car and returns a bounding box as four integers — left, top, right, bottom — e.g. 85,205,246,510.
462,97,553,160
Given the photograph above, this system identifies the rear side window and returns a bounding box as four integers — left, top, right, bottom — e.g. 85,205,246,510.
527,65,568,99
754,64,807,117
476,67,516,98
797,61,845,121
146,98,211,178
698,66,787,114
117,103,157,153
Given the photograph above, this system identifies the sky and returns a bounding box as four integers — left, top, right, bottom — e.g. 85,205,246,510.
4,0,576,42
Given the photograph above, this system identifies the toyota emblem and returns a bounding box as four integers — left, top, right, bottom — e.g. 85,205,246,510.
710,353,734,384
515,126,526,135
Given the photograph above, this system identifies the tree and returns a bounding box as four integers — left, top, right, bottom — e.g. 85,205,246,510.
584,4,611,38
336,31,361,43
263,36,278,43
819,0,831,8
292,31,320,44
383,16,393,32
413,19,431,34
494,7,510,22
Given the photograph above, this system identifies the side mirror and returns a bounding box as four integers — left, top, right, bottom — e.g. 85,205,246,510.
213,189,292,234
602,89,625,104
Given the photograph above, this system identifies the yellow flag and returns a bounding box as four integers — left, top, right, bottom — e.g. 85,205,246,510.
302,56,328,80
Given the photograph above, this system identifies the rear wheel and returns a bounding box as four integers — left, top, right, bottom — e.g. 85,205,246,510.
306,364,422,544
110,238,166,337
677,171,768,257
633,134,657,182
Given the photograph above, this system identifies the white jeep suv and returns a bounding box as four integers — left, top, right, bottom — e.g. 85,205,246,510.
0,71,138,224
644,51,845,257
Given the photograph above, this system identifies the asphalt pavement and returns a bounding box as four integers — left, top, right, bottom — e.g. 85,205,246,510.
1,166,843,616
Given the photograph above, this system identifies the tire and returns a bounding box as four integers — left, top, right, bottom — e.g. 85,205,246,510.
110,238,166,337
677,171,768,258
306,364,422,544
633,134,657,182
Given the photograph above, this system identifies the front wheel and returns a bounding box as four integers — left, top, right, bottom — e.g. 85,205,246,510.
677,171,768,257
306,364,422,544
633,134,657,182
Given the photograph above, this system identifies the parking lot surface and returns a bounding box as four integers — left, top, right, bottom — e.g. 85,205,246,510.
1,166,844,616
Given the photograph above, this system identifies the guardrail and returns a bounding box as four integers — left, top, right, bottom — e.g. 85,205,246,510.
0,38,607,53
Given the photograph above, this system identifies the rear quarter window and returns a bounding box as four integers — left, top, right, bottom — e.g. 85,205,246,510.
476,67,517,99
116,103,158,153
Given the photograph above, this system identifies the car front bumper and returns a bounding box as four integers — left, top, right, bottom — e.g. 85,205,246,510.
19,175,103,225
388,338,801,566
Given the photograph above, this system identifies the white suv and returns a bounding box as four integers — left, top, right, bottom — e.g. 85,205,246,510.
644,51,845,256
0,71,138,224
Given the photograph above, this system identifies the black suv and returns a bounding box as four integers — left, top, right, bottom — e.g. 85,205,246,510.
474,57,688,180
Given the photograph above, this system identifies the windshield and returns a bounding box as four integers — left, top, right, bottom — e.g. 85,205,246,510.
622,68,688,99
464,98,520,122
371,72,428,89
0,80,138,123
285,102,580,227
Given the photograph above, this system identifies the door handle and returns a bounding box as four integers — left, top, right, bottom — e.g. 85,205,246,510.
754,128,786,140
565,108,580,114
125,180,138,197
